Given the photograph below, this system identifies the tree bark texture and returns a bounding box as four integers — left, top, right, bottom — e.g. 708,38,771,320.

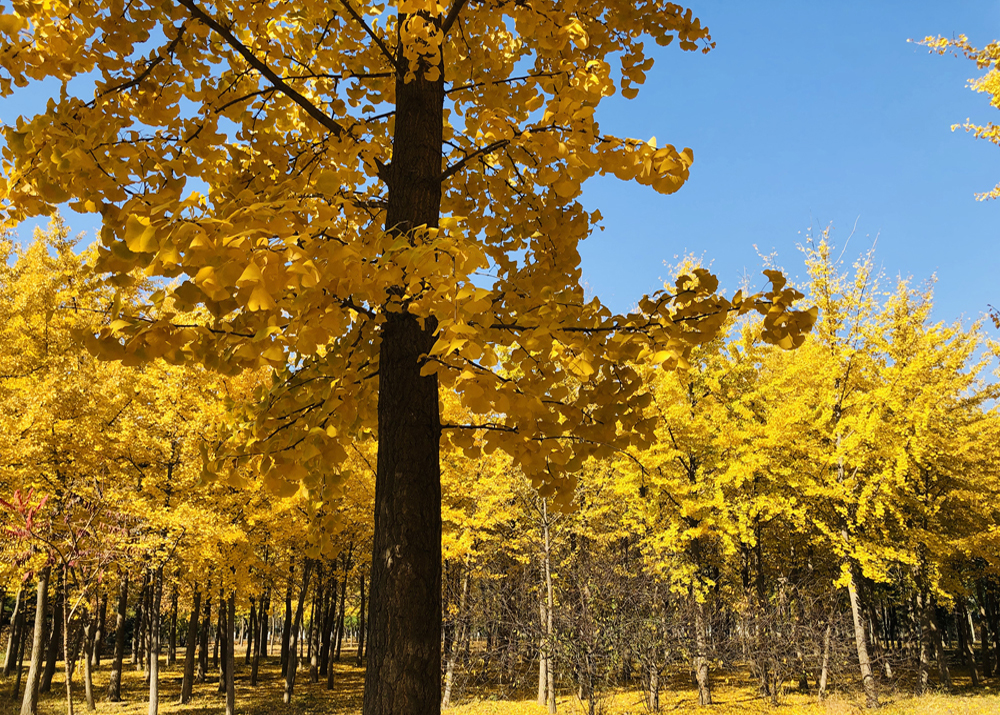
20,566,50,715
148,568,162,715
107,573,128,702
362,23,445,715
284,560,313,704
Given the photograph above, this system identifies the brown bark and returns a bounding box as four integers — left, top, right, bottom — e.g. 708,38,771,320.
148,567,162,715
20,565,50,715
355,570,366,669
82,607,96,712
284,560,313,704
335,565,348,661
167,584,177,667
362,20,445,713
4,585,24,676
106,572,128,701
12,601,29,700
180,588,200,703
846,563,879,708
957,598,980,687
92,593,106,670
196,592,210,683
245,599,256,666
251,590,268,687
280,566,293,676
39,574,61,694
442,564,469,708
225,592,235,715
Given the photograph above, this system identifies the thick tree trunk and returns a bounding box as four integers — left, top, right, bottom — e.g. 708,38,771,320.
180,589,200,703
5,585,24,676
196,592,211,683
20,565,50,715
846,563,879,708
107,573,128,701
442,565,469,708
363,23,445,714
148,568,162,715
284,560,313,704
225,593,235,715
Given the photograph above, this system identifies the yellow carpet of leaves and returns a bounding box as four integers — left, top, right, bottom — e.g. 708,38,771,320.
0,651,996,715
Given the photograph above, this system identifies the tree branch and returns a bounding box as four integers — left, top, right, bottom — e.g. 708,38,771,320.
175,0,347,138
440,0,468,34
338,0,397,69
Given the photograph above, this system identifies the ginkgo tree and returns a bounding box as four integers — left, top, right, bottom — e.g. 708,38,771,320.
0,1,818,711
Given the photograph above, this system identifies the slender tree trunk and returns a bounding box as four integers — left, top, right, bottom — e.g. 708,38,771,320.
284,560,313,704
5,586,24,676
107,573,128,702
225,593,235,715
20,565,50,715
355,571,366,669
931,602,951,690
309,566,323,682
442,565,469,708
846,562,879,708
92,593,106,670
335,568,348,661
818,621,832,700
148,568,162,715
40,573,61,694
167,584,177,668
537,598,547,707
918,586,932,693
217,589,227,694
251,590,268,687
82,608,96,712
12,606,29,700
132,572,148,669
320,577,335,680
197,592,211,683
245,600,256,666
692,598,712,706
214,588,223,675
180,589,200,703
62,569,75,715
280,568,293,676
957,599,980,687
541,499,557,715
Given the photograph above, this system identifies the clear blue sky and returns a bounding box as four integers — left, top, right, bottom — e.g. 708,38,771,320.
581,3,1000,324
4,3,999,325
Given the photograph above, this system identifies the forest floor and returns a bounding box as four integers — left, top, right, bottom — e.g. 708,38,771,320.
0,649,997,715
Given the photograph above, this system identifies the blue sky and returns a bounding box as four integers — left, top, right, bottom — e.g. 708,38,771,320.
580,3,1000,323
4,3,1000,325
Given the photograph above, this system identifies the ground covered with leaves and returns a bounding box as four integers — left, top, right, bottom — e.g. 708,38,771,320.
1,650,998,715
